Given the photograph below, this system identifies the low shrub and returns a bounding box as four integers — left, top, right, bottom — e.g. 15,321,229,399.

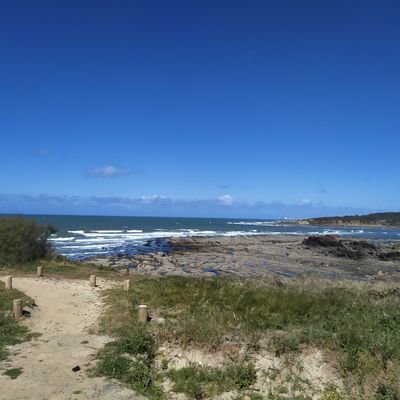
0,216,56,264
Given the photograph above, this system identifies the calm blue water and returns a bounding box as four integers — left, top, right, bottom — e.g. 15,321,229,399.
25,215,400,260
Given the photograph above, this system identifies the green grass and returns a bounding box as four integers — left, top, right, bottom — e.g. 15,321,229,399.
166,363,257,398
375,383,400,400
96,325,163,399
0,257,121,280
95,320,257,399
97,276,400,398
100,276,400,364
0,281,34,360
3,367,23,379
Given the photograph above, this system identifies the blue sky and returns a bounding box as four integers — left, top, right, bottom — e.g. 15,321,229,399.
1,1,399,218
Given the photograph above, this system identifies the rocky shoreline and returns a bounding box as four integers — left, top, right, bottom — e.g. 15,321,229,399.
296,211,400,228
85,235,400,282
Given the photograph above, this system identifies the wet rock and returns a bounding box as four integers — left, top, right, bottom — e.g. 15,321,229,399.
334,248,364,260
378,251,400,261
349,240,377,252
302,235,343,248
302,236,370,260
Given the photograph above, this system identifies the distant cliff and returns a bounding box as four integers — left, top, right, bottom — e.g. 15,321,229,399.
301,212,400,228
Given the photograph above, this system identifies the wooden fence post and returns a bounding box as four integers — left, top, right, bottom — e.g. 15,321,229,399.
138,305,148,323
90,275,97,287
5,276,12,290
13,299,22,319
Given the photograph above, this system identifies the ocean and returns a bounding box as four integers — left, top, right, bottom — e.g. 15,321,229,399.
25,215,400,260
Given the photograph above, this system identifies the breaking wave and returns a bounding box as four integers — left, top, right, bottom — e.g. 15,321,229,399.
49,224,398,260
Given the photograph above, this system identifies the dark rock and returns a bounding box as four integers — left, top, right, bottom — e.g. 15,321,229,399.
302,236,365,260
334,248,364,260
348,240,377,253
302,235,343,248
72,365,81,372
378,251,400,261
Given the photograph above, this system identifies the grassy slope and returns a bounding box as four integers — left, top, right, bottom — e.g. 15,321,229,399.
96,276,400,399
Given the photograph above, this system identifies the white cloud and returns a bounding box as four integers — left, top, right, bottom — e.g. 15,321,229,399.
217,194,234,205
298,198,312,205
139,195,168,204
87,165,130,177
0,193,375,219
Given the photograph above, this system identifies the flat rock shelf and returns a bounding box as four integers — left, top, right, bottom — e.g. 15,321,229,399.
86,234,400,282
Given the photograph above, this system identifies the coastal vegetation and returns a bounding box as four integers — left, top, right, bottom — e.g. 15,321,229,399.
0,257,119,280
96,276,400,399
0,216,56,264
1,217,400,398
303,212,400,227
2,254,400,398
0,281,34,360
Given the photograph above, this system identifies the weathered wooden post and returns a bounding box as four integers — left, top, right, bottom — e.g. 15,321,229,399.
13,299,22,319
124,280,130,291
90,275,97,287
5,276,12,290
138,305,148,323
37,266,43,277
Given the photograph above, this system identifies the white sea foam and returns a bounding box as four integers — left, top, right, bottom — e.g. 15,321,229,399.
74,237,123,243
227,221,279,226
56,228,369,247
222,231,264,236
92,230,125,233
61,251,110,256
320,229,365,235
263,231,302,235
72,232,139,238
50,237,75,242
63,244,114,250
53,224,398,259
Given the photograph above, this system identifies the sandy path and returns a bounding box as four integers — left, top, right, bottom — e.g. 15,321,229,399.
0,276,145,400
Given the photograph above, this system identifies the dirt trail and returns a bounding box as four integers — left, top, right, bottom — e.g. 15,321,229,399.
0,276,145,400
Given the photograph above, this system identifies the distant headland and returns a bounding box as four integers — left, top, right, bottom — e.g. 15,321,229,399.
298,212,400,228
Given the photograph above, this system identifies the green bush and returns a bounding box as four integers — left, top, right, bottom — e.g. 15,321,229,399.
375,383,400,400
0,216,56,264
